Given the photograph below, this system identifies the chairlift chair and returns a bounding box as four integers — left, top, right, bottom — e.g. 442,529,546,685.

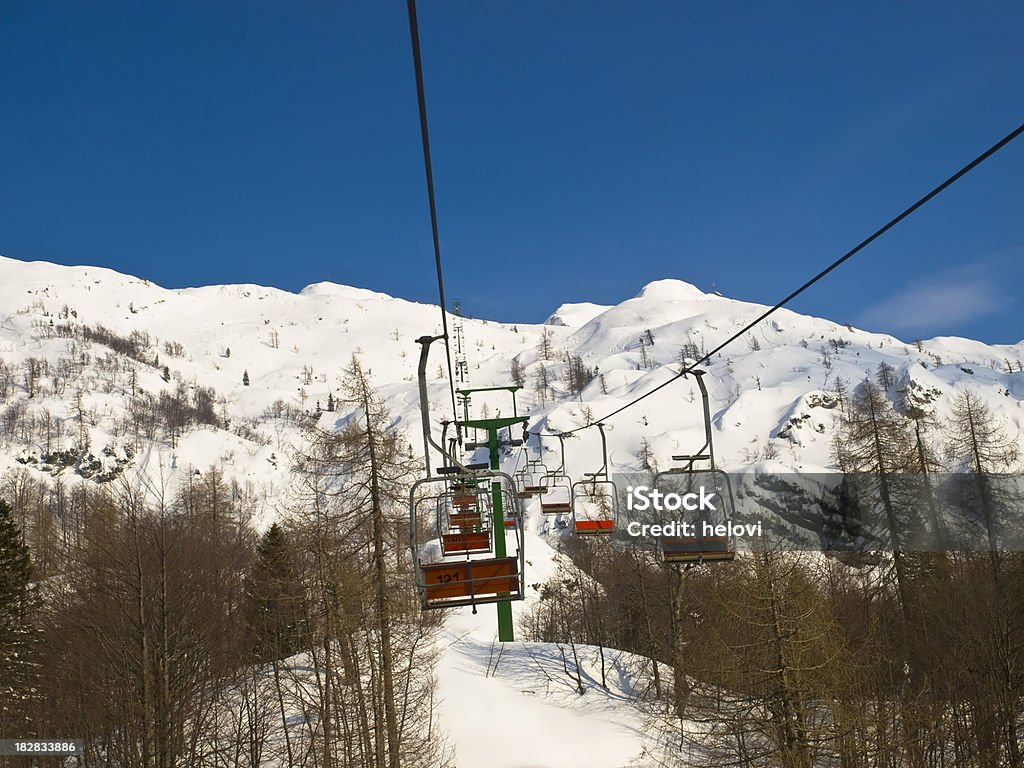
437,483,493,556
651,370,737,564
517,458,549,497
538,433,572,515
653,469,737,563
540,472,573,515
411,471,525,609
570,423,617,535
571,476,617,534
412,339,527,613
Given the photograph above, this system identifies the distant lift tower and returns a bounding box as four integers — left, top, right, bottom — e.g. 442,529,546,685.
452,300,469,387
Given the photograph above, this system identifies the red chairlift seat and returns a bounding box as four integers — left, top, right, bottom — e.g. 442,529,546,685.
441,530,491,556
452,493,478,511
570,477,616,535
421,557,520,607
449,511,483,528
574,518,614,535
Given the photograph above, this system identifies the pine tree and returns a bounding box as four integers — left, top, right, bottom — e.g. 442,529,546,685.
245,523,308,662
242,370,250,386
564,354,593,396
0,498,38,738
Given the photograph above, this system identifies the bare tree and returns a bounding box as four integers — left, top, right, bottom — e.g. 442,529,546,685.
509,357,526,388
537,328,555,360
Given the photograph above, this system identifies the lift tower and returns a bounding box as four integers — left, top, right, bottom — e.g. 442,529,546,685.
457,386,526,641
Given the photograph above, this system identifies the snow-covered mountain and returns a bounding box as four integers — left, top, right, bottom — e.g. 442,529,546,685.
1,254,1020,506
2,254,1022,766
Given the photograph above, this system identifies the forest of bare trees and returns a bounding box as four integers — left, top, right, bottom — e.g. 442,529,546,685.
0,360,450,768
524,382,1024,768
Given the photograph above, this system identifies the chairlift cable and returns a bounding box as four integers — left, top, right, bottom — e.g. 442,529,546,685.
407,0,460,427
546,120,1024,438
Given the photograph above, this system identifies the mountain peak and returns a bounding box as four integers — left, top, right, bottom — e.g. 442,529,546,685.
636,278,708,302
299,281,395,302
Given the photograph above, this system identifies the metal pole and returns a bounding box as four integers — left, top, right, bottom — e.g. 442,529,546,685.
489,427,515,642
415,335,443,477
596,422,609,477
693,371,715,469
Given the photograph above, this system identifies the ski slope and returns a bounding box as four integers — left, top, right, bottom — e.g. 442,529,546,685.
435,530,657,767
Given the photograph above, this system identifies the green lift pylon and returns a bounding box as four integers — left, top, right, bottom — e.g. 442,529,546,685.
457,386,526,642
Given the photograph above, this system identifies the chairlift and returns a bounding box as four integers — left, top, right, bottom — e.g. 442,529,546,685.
571,423,617,535
437,481,493,556
410,337,527,611
572,478,617,534
517,457,549,497
540,433,573,515
652,370,736,564
412,470,525,609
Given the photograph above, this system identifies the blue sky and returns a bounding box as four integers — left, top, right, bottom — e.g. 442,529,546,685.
2,1,1022,343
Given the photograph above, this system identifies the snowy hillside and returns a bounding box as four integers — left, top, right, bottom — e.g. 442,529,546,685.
1,254,1022,765
1,255,1020,500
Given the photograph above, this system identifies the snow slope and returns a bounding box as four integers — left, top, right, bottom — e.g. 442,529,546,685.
434,532,657,767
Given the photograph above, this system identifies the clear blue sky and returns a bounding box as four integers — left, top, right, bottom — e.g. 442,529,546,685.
2,1,1022,343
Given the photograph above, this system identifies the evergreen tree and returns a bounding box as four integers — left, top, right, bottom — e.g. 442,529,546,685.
245,523,308,662
563,354,593,396
0,498,38,738
242,370,250,386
